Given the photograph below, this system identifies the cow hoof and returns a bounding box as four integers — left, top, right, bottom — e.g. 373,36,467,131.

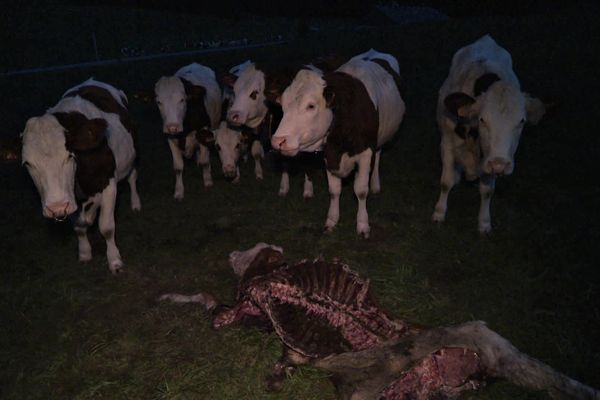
109,261,124,275
278,190,288,197
323,224,336,234
255,174,263,181
174,192,184,201
479,223,492,235
303,193,313,201
204,182,213,188
357,226,371,239
79,253,92,263
233,177,240,184
432,210,446,223
131,200,141,212
264,374,286,392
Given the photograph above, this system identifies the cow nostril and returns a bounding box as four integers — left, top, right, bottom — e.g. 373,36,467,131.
278,138,286,149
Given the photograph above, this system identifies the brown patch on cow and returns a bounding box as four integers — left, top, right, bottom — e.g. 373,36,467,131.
64,85,134,134
221,72,238,88
369,58,402,93
52,111,116,198
474,73,501,96
322,71,379,171
179,77,212,135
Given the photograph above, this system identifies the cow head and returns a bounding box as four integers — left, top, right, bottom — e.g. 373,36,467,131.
444,74,545,175
226,64,269,128
229,242,284,278
213,121,244,180
21,113,109,219
271,69,333,157
154,76,187,134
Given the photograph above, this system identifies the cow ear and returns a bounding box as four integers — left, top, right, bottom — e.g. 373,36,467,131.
222,72,238,88
264,86,282,104
324,86,336,108
444,92,476,119
0,136,22,163
196,128,214,146
524,94,546,126
474,73,501,96
84,118,108,147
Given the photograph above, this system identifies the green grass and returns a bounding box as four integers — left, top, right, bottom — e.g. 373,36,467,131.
1,3,600,399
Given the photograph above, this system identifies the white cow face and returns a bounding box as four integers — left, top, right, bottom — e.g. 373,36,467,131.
21,115,78,219
214,121,243,179
229,242,284,277
227,64,268,128
154,76,186,134
271,69,333,157
445,81,544,175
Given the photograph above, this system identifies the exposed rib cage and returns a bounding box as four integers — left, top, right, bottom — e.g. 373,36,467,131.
215,258,414,358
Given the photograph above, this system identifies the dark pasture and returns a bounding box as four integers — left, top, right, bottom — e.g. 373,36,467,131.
1,3,599,399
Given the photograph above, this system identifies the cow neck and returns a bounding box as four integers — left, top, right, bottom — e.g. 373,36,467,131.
322,71,378,171
71,137,116,199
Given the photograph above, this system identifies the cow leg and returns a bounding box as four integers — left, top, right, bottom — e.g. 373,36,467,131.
74,196,100,262
478,174,496,234
99,179,122,274
251,141,264,180
198,143,213,188
325,170,342,232
432,149,460,223
369,149,381,194
354,149,373,238
128,167,141,211
167,139,185,200
278,171,290,196
303,173,314,199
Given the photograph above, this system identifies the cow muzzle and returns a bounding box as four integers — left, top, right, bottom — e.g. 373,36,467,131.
271,136,298,157
44,201,75,221
165,124,182,134
486,157,512,175
223,164,237,178
227,110,245,126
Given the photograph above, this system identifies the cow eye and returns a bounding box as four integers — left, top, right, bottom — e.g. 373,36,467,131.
479,117,485,123
156,100,162,106
235,143,240,149
22,161,30,167
307,103,316,111
179,98,185,103
250,90,258,100
520,118,525,124
215,144,221,151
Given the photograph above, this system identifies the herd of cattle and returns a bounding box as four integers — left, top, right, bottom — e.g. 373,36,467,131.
18,34,545,274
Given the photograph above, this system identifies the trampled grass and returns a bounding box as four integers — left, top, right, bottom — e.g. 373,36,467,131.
1,3,599,399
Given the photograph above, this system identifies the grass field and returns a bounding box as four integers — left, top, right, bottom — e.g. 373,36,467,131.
1,3,599,399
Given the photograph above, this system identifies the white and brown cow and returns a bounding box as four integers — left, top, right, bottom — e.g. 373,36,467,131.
432,35,545,233
21,78,140,274
213,121,264,183
154,63,222,200
223,60,335,198
271,49,405,238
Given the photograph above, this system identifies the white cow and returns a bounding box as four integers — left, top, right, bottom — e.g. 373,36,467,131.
213,121,264,183
271,49,405,237
432,35,545,233
21,78,140,274
154,63,222,200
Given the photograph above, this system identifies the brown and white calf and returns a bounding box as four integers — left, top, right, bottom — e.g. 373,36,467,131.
271,49,405,237
223,60,336,198
154,63,222,200
432,35,545,233
21,78,140,274
213,121,264,183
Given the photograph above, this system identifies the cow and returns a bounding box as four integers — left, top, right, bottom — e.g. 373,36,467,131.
20,78,140,274
213,121,264,183
432,35,545,233
154,63,222,200
222,59,340,198
270,49,405,238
